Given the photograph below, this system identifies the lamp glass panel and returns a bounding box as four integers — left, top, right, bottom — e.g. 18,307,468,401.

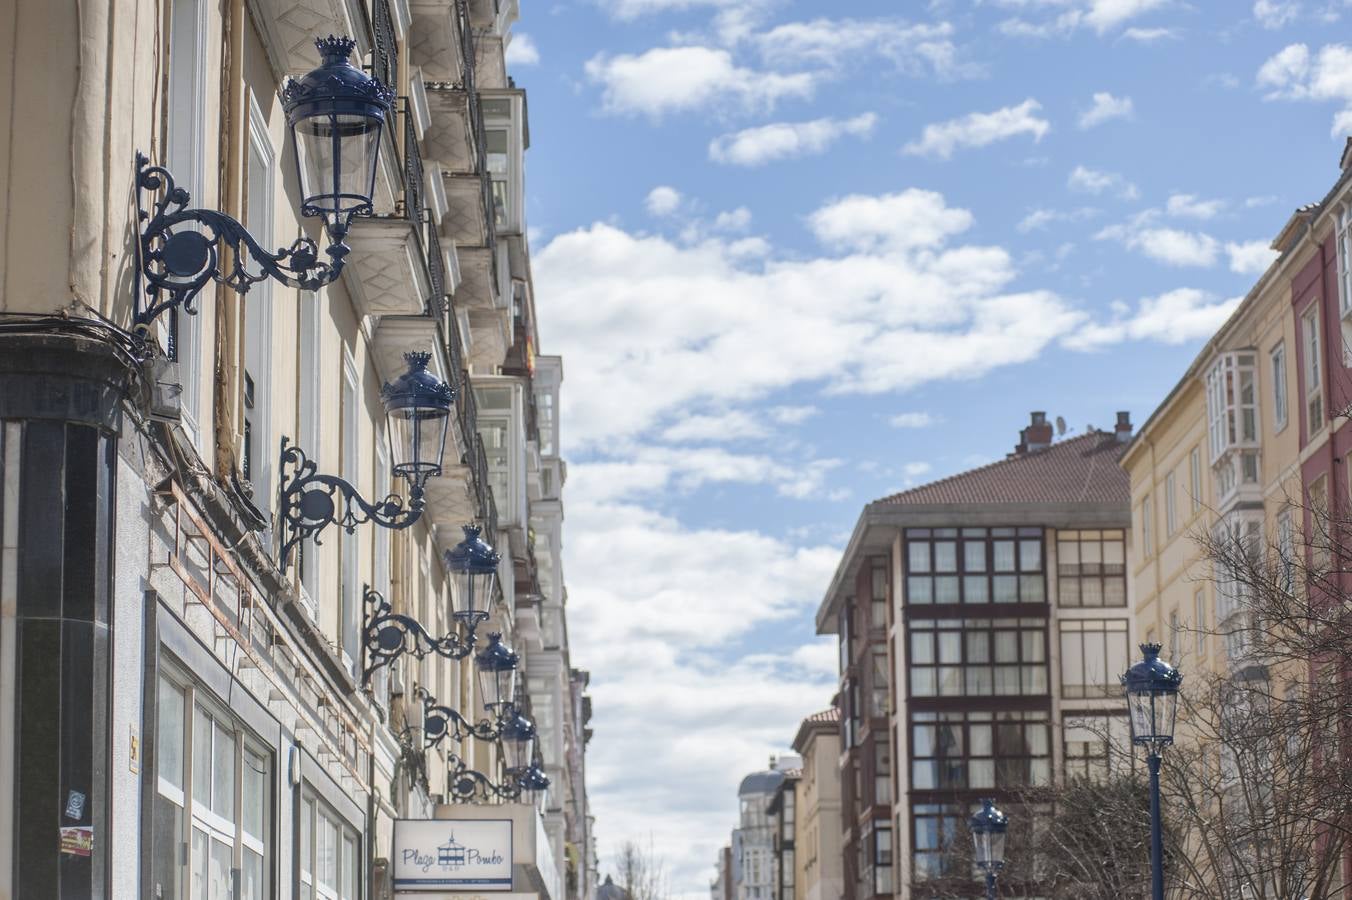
504,727,535,771
477,664,517,712
988,831,1006,867
388,407,449,484
293,112,382,228
454,568,497,619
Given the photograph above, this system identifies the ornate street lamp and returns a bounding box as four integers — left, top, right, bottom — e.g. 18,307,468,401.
968,798,1008,900
278,352,452,574
132,35,392,336
476,632,520,714
445,524,501,627
359,525,502,687
1121,642,1183,900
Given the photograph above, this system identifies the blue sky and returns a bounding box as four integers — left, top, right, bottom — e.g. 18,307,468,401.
503,1,1352,894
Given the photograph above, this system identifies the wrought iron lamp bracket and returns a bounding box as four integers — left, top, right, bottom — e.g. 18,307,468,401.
278,438,424,575
131,152,347,338
410,685,503,748
361,586,485,688
445,751,526,803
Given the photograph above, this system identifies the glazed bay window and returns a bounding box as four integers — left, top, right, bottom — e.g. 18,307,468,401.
1058,619,1130,698
480,94,525,233
1057,529,1126,607
153,674,272,900
911,803,965,881
870,559,888,629
869,649,888,717
298,793,360,900
1339,206,1352,316
905,527,1045,606
1206,352,1261,505
908,618,1047,698
1303,306,1323,435
1062,714,1130,780
910,710,1051,791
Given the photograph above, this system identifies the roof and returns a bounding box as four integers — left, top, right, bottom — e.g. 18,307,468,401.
875,431,1130,507
737,770,784,796
792,708,840,753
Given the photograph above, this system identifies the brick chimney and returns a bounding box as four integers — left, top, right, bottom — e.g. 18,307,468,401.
1115,411,1133,443
1014,411,1054,455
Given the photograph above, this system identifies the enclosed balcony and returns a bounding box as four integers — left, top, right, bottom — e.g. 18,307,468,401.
1206,351,1262,510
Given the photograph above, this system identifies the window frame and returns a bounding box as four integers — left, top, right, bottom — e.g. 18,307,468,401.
1302,303,1324,436
1271,341,1288,433
903,527,1046,608
1057,618,1131,699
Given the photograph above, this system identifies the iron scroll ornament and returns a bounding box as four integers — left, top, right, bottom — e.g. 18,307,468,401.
410,685,504,748
277,438,425,575
362,586,488,688
131,152,346,337
444,751,549,804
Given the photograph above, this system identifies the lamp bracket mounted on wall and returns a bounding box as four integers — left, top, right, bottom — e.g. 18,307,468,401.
362,587,488,688
409,685,503,748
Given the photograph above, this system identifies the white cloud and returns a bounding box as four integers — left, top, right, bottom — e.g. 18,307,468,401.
1166,193,1226,219
661,410,769,442
1065,288,1241,349
1018,206,1098,232
1078,92,1135,128
593,0,757,20
753,18,974,78
890,412,938,428
571,446,845,501
713,207,753,231
1122,26,1180,40
1067,165,1139,199
903,99,1050,159
1226,239,1280,274
807,189,974,252
1256,42,1352,134
996,0,1172,37
709,113,878,166
1254,0,1301,28
585,46,815,118
770,405,819,424
505,33,540,66
1097,221,1221,266
904,461,934,477
646,186,683,216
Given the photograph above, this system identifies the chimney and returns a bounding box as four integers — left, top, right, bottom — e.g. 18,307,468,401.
1015,411,1053,455
1115,411,1133,443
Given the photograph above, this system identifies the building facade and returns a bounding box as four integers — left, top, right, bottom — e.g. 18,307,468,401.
790,710,843,900
727,762,796,900
768,769,800,900
0,0,591,897
817,413,1134,898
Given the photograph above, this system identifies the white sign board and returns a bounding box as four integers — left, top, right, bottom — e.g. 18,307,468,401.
393,819,514,892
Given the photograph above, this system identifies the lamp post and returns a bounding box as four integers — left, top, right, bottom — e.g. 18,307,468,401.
133,35,392,336
968,798,1008,900
278,351,453,573
1121,642,1182,900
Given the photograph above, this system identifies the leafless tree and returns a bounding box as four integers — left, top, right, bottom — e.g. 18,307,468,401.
615,837,671,900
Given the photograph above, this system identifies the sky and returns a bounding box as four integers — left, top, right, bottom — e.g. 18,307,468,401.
499,1,1352,896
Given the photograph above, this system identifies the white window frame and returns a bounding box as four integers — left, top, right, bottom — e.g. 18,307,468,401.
339,352,361,674
1141,494,1153,558
1338,205,1352,318
297,293,322,618
1270,341,1288,433
1303,303,1324,436
1189,446,1202,513
244,93,276,528
297,790,361,900
1165,471,1177,536
167,0,208,449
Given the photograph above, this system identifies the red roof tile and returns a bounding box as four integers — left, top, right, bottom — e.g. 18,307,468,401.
875,431,1130,507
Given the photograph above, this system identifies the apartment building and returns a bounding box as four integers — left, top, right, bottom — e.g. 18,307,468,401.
0,0,591,897
817,413,1134,898
727,761,798,900
790,709,843,900
768,768,801,900
1125,142,1352,896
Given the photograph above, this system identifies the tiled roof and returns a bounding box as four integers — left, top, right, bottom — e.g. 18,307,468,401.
802,708,840,725
875,431,1130,507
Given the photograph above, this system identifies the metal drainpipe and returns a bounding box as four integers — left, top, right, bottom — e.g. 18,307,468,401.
214,0,246,480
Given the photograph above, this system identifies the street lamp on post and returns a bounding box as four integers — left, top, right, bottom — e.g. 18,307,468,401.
1122,642,1183,900
969,798,1008,900
132,35,392,338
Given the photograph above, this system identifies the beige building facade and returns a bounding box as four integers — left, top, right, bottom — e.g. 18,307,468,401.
0,0,591,898
791,710,843,900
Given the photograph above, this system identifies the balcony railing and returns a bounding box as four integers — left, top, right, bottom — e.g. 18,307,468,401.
372,0,398,94
426,220,446,316
454,0,499,271
446,305,466,380
402,112,425,229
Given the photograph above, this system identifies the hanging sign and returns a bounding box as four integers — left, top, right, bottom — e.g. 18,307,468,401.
393,819,513,892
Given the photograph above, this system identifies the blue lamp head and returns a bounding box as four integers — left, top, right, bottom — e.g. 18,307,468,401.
475,632,519,713
516,763,551,794
380,352,454,492
445,524,501,623
500,707,538,773
281,36,395,241
1121,642,1183,749
968,798,1009,871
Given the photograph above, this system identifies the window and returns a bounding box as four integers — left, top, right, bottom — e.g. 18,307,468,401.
870,561,888,631
481,96,523,233
911,803,965,881
1057,530,1127,607
1062,714,1129,780
838,601,851,676
1141,496,1153,558
297,792,360,900
153,673,272,900
873,739,891,808
874,826,893,895
1058,619,1130,699
1207,353,1259,461
243,97,275,523
340,355,360,673
1271,342,1288,432
167,0,208,446
905,527,1045,606
1165,473,1178,536
1339,206,1352,316
1214,514,1262,661
485,128,509,230
297,295,321,615
1307,475,1329,575
869,650,888,718
1304,305,1324,435
1195,589,1207,655
1168,609,1180,659
910,710,1051,793
1189,446,1202,512
1276,509,1295,594
908,618,1047,698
